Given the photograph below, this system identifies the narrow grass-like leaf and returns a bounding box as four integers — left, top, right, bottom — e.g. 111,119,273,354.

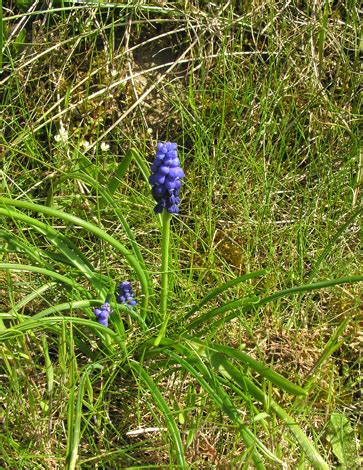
184,269,268,320
106,149,134,197
128,148,151,185
0,263,90,296
34,299,147,331
67,363,103,470
307,207,362,282
32,299,103,320
298,315,354,395
128,360,186,469
0,0,3,71
0,207,100,290
162,348,279,469
5,281,56,324
66,329,77,470
188,276,363,331
0,315,120,342
187,295,260,330
0,198,150,315
212,354,329,470
0,229,47,266
57,172,149,277
151,339,284,466
185,337,306,396
41,335,54,394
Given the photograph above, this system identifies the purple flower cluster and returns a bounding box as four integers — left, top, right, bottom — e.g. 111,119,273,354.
93,303,111,327
116,281,137,307
149,142,184,214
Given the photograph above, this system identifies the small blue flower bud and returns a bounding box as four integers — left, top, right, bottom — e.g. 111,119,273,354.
94,302,112,327
167,204,179,214
165,179,177,190
116,281,137,307
158,166,169,175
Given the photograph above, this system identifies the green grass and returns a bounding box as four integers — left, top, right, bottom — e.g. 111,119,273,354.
1,1,361,468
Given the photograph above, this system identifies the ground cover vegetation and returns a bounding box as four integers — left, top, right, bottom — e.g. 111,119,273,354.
0,1,361,468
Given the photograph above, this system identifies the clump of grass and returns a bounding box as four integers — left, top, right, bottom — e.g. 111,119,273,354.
1,1,361,468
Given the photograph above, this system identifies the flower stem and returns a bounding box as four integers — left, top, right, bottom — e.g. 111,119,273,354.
154,210,171,346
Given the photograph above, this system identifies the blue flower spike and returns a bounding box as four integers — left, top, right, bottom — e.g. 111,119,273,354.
149,142,184,214
116,281,137,307
94,302,112,327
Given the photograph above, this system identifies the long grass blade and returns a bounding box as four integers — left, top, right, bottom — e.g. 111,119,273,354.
0,263,90,296
5,282,56,320
128,148,151,185
0,229,48,266
57,172,149,275
128,360,187,469
0,198,150,315
106,149,134,197
162,348,280,468
212,353,329,470
307,207,362,282
0,207,99,287
187,276,363,331
66,363,102,470
0,315,120,341
184,269,268,320
185,337,306,396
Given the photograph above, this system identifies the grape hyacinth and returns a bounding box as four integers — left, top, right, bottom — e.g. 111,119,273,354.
116,281,137,307
149,142,184,214
93,302,112,327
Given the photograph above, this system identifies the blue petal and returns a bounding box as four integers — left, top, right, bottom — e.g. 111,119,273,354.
167,204,179,214
168,167,184,178
168,158,180,167
154,173,166,184
165,179,177,190
158,166,169,175
166,150,178,158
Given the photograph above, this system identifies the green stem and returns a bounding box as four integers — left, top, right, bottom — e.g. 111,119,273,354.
154,210,171,345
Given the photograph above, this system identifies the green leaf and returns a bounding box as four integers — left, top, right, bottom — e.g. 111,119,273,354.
106,149,134,197
0,229,49,266
184,269,268,320
300,316,353,394
41,336,54,394
162,347,276,469
66,363,103,470
307,207,362,282
0,315,120,342
211,354,329,470
128,360,187,469
128,148,151,185
0,0,3,71
0,263,90,297
5,281,56,326
0,198,150,315
327,413,357,469
188,276,363,331
0,207,100,290
64,172,152,302
185,337,307,396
